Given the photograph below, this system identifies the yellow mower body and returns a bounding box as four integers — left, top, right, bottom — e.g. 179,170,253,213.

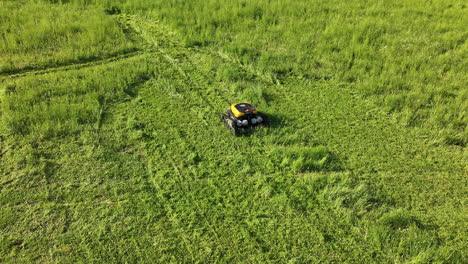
230,103,258,118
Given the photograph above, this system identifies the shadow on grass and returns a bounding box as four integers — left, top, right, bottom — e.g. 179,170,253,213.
265,112,289,129
232,112,289,137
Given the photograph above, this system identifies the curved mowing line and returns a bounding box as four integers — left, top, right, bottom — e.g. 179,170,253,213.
0,50,145,81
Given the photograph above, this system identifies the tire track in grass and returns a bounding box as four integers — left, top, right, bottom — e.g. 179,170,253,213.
0,14,153,83
128,78,227,258
121,14,230,110
0,50,144,82
93,15,404,260
144,60,232,257
111,14,230,250
122,15,261,154
119,16,275,258
133,19,340,256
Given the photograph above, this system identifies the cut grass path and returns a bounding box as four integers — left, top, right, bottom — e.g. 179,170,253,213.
98,15,466,262
0,50,144,81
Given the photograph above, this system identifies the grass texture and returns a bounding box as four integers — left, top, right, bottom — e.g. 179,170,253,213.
0,0,466,263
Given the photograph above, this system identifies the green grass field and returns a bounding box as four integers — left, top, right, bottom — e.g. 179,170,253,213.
0,0,466,263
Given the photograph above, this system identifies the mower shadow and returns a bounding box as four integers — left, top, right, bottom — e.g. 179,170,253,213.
235,112,289,137
265,112,289,129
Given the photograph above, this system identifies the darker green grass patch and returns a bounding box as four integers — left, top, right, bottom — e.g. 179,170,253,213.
379,209,424,230
268,145,342,173
443,134,466,147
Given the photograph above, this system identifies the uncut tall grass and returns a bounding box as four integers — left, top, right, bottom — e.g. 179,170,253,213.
0,1,136,74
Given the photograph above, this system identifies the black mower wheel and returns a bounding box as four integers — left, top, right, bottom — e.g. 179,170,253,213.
225,119,239,136
220,113,227,122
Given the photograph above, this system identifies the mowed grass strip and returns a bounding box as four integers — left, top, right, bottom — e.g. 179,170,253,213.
0,45,344,262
